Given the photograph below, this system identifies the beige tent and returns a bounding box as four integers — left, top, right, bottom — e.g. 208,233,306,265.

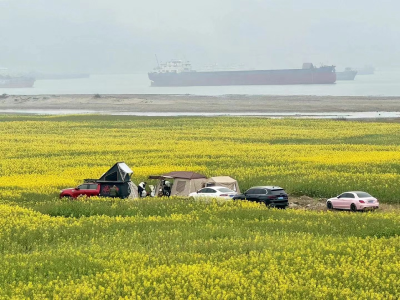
205,176,241,193
148,171,207,197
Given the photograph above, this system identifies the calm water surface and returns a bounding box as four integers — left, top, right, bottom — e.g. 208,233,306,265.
1,70,400,96
0,110,399,119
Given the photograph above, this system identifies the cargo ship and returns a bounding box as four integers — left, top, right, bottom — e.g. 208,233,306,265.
0,75,35,88
336,68,357,81
148,60,336,86
0,68,35,88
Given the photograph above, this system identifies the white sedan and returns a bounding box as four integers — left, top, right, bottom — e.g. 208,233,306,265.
327,191,379,211
189,186,237,200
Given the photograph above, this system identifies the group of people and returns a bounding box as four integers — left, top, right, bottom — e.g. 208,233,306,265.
137,180,172,198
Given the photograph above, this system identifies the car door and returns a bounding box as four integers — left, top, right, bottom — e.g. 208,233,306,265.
334,193,345,208
196,188,213,198
244,189,257,201
336,193,351,209
195,188,207,197
252,189,267,203
75,184,89,197
88,184,99,197
344,192,356,209
207,188,218,198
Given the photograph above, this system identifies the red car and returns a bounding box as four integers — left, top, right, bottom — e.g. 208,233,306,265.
60,183,100,198
327,191,379,211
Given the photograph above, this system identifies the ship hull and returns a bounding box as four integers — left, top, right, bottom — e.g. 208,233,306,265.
0,77,35,88
336,70,357,81
148,67,336,87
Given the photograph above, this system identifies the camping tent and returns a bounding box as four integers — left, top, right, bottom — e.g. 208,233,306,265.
98,162,133,183
149,171,207,197
205,176,241,193
97,162,138,198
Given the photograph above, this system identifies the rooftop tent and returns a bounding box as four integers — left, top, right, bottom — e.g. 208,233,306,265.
98,162,133,183
149,171,207,197
206,176,241,193
97,162,138,199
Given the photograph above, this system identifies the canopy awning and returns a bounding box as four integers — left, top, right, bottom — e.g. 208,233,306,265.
148,171,206,180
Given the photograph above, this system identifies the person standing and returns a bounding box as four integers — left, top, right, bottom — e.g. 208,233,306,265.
162,180,171,197
110,185,119,198
138,182,147,197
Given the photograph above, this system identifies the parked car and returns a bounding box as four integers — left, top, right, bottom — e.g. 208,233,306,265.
189,186,237,199
326,191,379,211
233,186,289,208
60,183,100,198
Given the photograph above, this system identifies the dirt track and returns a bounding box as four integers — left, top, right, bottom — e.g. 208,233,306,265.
1,94,400,113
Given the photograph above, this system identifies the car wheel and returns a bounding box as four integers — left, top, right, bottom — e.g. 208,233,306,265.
350,203,357,212
327,201,333,210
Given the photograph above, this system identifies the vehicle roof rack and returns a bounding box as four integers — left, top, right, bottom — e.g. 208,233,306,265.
83,178,98,183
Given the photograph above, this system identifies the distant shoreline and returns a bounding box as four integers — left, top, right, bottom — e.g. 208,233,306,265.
1,94,400,114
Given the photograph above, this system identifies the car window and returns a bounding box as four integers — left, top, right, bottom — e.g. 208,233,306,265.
269,189,286,195
339,193,354,199
199,188,215,194
246,189,256,195
356,192,372,198
89,184,98,190
78,184,88,189
217,188,233,193
255,189,267,195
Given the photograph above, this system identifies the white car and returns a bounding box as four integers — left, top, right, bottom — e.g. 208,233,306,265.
327,191,379,211
189,186,237,199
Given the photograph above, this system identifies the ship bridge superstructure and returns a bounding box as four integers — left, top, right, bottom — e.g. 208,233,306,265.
153,60,193,74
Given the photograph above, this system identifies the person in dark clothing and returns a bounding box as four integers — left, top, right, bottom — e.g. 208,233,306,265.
162,180,171,197
138,182,147,197
110,185,119,198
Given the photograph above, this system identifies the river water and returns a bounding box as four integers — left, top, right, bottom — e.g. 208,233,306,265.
0,110,399,119
1,69,400,96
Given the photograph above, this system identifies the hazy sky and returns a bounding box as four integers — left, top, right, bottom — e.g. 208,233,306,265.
0,0,398,73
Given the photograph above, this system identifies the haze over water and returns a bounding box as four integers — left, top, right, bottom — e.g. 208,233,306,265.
1,69,400,96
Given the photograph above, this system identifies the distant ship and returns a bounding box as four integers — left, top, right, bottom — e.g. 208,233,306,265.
336,68,358,81
148,60,336,86
356,65,375,75
0,68,35,88
0,75,35,88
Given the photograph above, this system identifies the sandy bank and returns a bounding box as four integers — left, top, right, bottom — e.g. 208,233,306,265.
0,94,400,113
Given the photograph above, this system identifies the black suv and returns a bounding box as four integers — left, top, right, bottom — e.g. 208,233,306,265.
233,186,289,208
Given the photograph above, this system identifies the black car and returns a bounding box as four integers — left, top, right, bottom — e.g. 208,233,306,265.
233,186,289,208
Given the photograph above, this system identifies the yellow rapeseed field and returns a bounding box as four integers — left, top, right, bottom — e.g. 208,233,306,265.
1,115,400,202
0,115,400,299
